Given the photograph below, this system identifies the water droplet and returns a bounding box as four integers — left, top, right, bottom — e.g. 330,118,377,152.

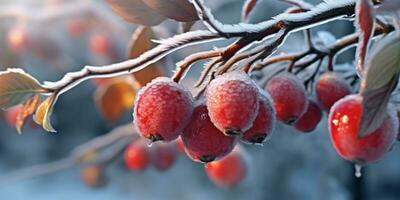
354,164,362,178
147,141,153,148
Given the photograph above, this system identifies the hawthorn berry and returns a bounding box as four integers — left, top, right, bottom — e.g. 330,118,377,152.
328,94,398,164
151,143,177,171
265,72,308,124
206,71,259,135
81,164,107,188
241,90,275,144
294,99,323,133
7,26,29,52
134,77,194,142
205,146,247,187
315,72,352,111
181,102,237,163
124,139,151,171
66,18,89,37
89,33,112,56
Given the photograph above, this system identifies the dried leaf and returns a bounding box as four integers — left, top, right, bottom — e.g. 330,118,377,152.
106,0,166,26
242,0,258,21
34,94,57,132
0,68,46,110
15,95,41,134
359,35,400,136
128,26,163,85
95,78,139,123
355,0,375,76
143,0,198,22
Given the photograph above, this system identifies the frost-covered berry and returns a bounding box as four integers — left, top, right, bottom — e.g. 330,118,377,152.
241,90,275,144
315,72,352,111
205,146,248,187
265,72,308,124
328,94,398,164
294,99,323,133
134,77,194,142
206,71,259,136
182,102,237,163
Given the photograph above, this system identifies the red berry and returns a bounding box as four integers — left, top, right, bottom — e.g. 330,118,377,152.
134,77,194,142
175,137,186,154
151,143,177,171
265,72,308,124
182,102,237,163
7,26,29,52
66,18,89,37
5,106,21,127
241,90,275,144
294,99,323,133
328,94,398,164
124,139,151,171
89,33,112,56
205,146,247,187
315,72,352,111
81,164,107,188
206,71,259,135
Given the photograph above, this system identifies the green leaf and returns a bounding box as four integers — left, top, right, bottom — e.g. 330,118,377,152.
359,34,400,137
34,94,58,132
0,68,46,110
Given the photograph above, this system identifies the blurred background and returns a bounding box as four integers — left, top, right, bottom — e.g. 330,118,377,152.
0,0,399,199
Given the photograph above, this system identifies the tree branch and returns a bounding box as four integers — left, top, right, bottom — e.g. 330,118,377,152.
0,123,136,184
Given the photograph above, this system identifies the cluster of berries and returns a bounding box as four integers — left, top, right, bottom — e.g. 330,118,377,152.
122,69,398,185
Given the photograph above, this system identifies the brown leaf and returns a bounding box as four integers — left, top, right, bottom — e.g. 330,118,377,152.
95,78,139,123
128,26,164,85
34,94,57,132
355,0,375,76
105,0,166,26
143,0,198,22
242,0,258,21
15,95,41,134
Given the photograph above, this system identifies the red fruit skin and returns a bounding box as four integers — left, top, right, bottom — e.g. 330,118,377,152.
241,90,275,144
5,106,21,127
315,72,352,112
265,73,308,124
134,77,194,142
151,143,177,171
182,103,237,163
205,147,247,187
175,137,186,154
124,140,151,171
294,99,323,133
328,94,398,164
89,33,112,56
206,71,259,135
